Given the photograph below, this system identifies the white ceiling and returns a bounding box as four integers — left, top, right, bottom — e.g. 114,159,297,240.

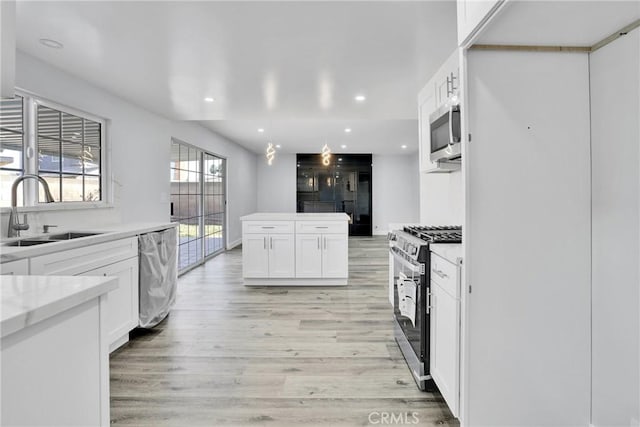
477,1,640,46
16,1,459,154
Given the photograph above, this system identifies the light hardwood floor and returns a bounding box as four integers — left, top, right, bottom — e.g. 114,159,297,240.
110,236,458,426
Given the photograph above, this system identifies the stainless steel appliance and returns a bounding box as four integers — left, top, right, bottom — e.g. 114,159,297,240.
388,225,462,390
429,98,462,163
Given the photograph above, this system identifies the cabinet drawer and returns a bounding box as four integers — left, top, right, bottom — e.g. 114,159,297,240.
0,258,29,275
430,252,459,298
30,237,138,276
243,221,294,234
295,221,347,234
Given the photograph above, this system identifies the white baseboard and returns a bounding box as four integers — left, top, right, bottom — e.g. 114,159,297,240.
244,278,348,286
227,238,242,249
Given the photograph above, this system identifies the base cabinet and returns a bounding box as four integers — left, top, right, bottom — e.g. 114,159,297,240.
81,257,139,352
295,234,348,278
1,297,110,426
429,252,461,418
29,237,140,352
321,234,348,278
0,259,29,275
242,233,295,278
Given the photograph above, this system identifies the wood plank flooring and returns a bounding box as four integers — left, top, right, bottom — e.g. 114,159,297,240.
110,236,458,426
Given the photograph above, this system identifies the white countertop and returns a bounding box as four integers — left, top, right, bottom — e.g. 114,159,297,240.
1,275,118,338
0,222,177,263
240,212,350,221
430,243,463,265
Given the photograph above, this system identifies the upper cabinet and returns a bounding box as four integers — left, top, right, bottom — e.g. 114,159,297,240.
418,49,461,174
456,0,504,45
0,0,15,98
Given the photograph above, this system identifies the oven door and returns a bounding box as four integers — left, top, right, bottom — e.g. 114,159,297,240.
390,247,426,361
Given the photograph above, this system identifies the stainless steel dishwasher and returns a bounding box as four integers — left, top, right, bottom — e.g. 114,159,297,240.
138,227,178,328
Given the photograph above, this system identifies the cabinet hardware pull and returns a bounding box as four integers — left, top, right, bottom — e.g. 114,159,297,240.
262,226,275,229
317,237,320,249
315,226,329,229
324,237,327,250
433,269,448,279
263,237,266,249
270,237,273,250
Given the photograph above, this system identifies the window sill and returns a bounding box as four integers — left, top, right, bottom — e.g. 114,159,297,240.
0,202,115,214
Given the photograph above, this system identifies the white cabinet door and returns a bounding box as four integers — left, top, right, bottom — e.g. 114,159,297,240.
0,259,29,275
457,0,502,45
81,257,139,352
242,234,269,278
430,281,460,417
321,234,348,278
268,234,295,278
295,234,322,278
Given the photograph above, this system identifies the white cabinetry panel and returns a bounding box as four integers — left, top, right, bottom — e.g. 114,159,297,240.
322,234,349,278
268,234,295,278
457,0,503,45
295,234,322,278
0,259,28,275
81,257,139,352
242,234,270,278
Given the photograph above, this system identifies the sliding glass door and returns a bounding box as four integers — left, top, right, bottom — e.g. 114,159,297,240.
170,140,226,273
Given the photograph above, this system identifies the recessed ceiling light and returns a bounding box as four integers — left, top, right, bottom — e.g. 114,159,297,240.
39,38,63,49
275,144,281,148
204,97,215,103
338,158,343,161
341,144,347,149
354,94,366,102
258,128,264,133
344,128,351,133
401,145,407,149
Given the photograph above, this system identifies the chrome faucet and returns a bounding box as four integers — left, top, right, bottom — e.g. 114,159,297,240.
7,174,55,238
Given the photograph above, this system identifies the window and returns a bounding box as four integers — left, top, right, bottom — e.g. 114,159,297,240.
0,92,105,208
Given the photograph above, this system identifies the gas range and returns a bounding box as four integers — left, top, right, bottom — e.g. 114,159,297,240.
389,225,461,263
387,224,461,391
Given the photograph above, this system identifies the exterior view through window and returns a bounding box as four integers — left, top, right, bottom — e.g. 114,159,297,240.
170,139,226,272
0,94,103,207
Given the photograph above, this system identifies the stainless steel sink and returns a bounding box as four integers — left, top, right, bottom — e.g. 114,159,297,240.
4,239,55,247
48,232,103,240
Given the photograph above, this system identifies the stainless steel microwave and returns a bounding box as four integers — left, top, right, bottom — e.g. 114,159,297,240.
429,99,461,162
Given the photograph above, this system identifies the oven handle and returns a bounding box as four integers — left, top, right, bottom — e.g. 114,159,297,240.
390,246,422,274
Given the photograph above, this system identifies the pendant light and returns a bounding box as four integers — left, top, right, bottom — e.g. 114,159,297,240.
266,142,276,165
321,143,331,166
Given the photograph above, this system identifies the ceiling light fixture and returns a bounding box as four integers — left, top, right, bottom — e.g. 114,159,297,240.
341,144,347,149
258,128,264,133
344,128,351,133
401,145,408,149
266,143,275,165
204,97,215,103
275,144,281,148
39,38,63,49
321,144,331,166
354,94,366,102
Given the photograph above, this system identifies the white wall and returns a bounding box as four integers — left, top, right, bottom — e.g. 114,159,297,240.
465,50,592,426
256,153,297,213
4,51,257,246
255,154,420,233
372,154,420,233
590,28,640,426
419,170,463,225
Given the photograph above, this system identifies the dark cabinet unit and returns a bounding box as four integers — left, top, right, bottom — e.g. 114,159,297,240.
296,153,372,236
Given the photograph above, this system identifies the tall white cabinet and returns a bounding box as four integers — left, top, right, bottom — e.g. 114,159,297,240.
241,213,349,286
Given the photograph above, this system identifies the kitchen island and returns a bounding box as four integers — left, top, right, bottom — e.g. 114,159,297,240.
240,213,349,286
1,275,117,426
